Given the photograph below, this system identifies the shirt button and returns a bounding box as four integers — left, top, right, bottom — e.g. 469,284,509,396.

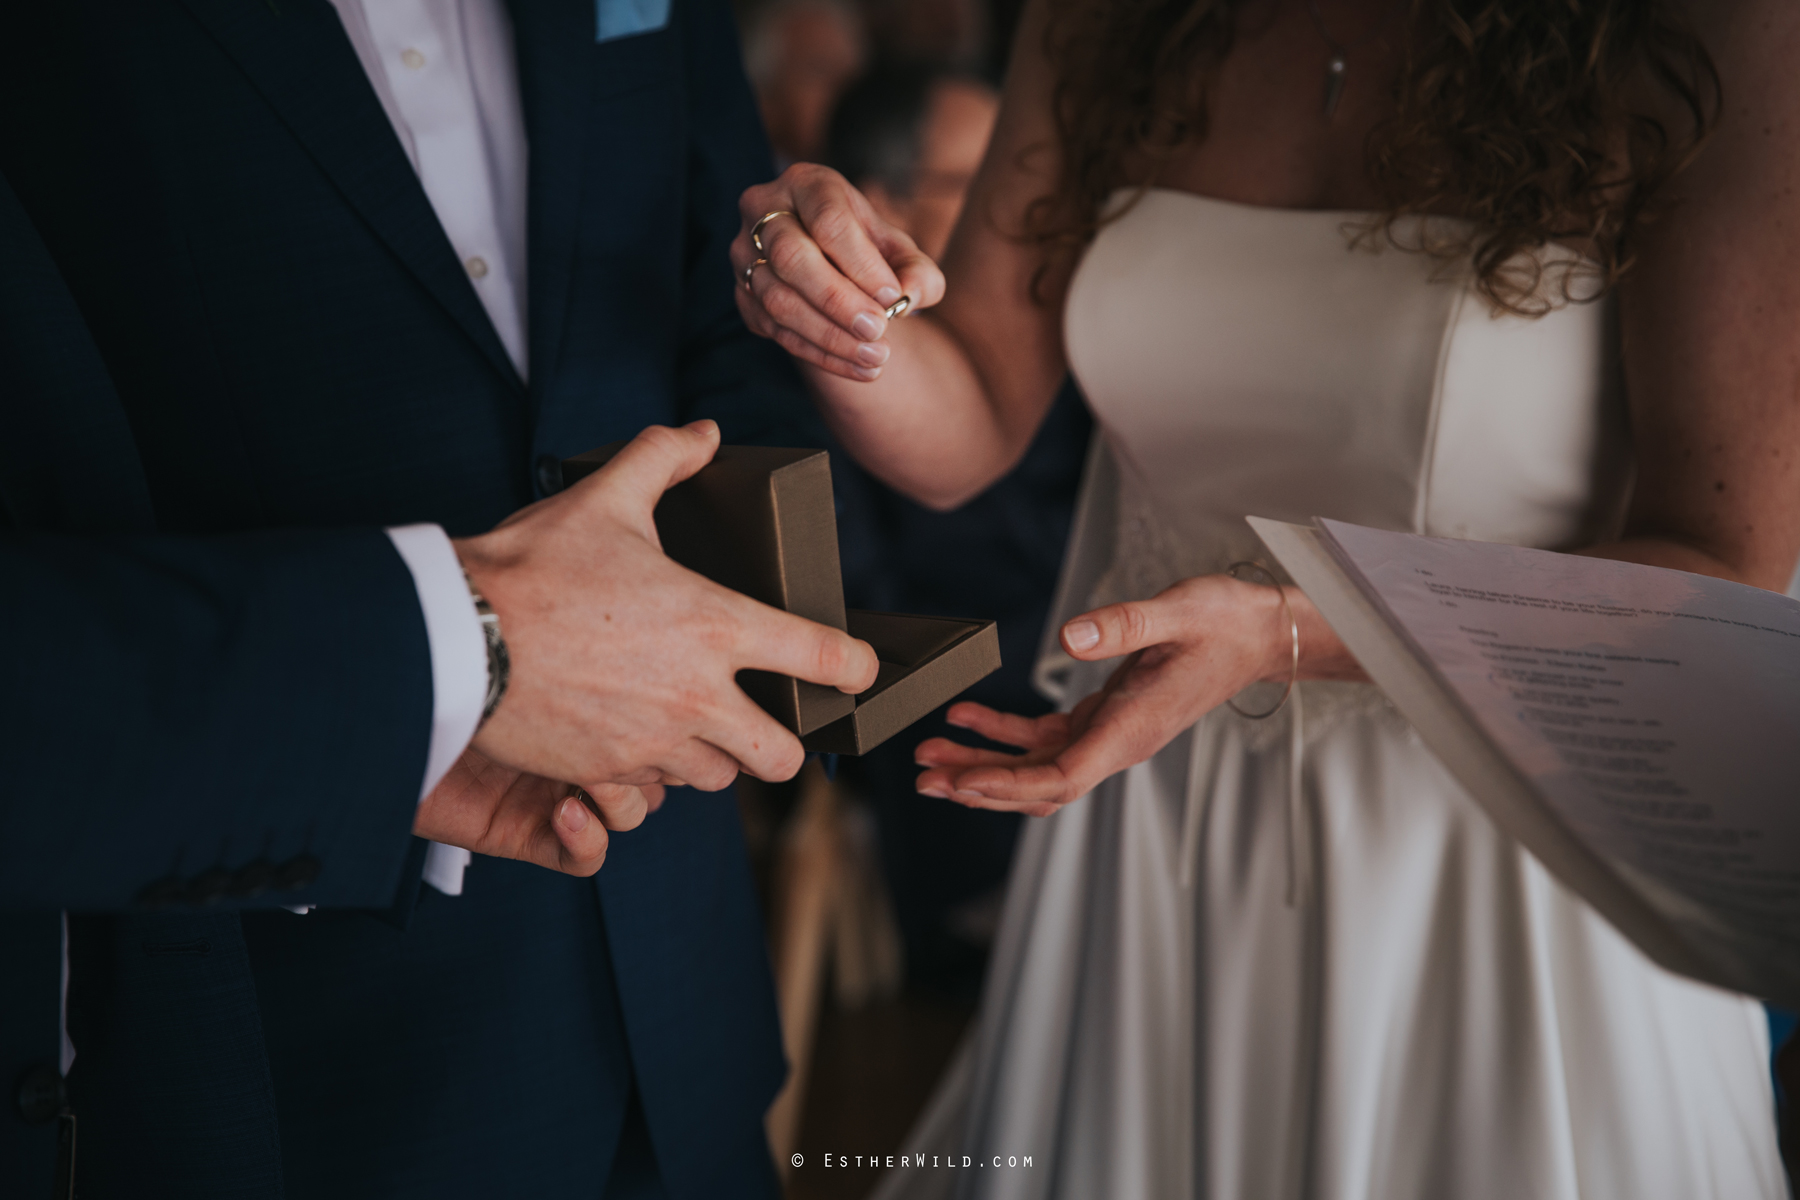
16,1064,66,1125
465,256,489,280
400,47,426,70
535,454,563,496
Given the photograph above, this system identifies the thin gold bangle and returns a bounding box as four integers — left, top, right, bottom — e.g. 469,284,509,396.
1225,560,1299,720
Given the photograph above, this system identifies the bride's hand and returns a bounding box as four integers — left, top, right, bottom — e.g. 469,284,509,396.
733,164,947,381
915,574,1353,816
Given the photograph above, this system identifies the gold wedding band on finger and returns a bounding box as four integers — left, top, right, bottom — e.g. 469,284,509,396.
750,207,910,321
751,209,798,254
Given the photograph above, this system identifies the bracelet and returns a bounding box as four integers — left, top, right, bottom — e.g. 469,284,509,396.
464,570,510,726
1225,561,1299,720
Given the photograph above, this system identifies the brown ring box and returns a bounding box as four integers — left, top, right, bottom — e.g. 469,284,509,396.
562,445,1001,755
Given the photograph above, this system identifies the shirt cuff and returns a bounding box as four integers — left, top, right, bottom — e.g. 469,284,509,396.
385,524,487,802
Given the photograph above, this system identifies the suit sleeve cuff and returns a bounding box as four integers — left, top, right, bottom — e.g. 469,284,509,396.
385,524,486,802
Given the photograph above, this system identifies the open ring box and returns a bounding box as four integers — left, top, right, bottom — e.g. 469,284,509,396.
562,445,1001,754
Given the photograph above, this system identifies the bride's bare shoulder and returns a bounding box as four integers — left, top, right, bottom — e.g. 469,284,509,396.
1681,0,1800,80
1667,0,1800,177
1617,0,1800,214
1682,0,1798,36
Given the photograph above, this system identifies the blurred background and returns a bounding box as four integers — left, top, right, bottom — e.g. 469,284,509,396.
727,1,1091,1196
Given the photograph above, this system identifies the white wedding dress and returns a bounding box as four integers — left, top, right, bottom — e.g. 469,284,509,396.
874,190,1785,1200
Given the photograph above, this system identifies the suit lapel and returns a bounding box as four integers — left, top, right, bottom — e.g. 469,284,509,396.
510,0,593,405
175,0,522,389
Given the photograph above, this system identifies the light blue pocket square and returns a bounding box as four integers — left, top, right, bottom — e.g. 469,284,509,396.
597,0,671,42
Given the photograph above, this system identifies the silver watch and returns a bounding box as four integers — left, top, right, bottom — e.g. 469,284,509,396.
464,571,510,725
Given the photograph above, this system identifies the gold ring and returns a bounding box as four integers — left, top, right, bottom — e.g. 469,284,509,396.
884,294,913,320
742,257,767,291
751,210,797,254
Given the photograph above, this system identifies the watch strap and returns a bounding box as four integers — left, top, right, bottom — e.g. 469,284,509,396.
463,571,510,725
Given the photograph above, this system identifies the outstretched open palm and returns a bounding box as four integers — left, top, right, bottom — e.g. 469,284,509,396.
913,640,1234,818
913,572,1355,816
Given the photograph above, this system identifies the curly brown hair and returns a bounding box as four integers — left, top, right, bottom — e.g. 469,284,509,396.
1025,0,1720,314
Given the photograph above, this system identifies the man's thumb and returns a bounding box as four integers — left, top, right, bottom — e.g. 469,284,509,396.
587,420,721,530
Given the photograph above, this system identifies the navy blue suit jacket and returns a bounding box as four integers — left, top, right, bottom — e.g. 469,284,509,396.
0,2,798,1195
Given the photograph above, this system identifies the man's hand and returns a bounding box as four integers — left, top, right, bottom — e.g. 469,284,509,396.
456,420,879,801
413,746,663,877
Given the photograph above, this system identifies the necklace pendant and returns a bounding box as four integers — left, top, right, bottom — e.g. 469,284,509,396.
1324,55,1347,118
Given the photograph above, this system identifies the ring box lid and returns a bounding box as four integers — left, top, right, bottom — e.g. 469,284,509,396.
804,611,1001,755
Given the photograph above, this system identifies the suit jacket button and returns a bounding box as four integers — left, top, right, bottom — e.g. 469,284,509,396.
534,454,562,497
185,867,234,906
136,876,186,909
227,860,275,899
16,1063,66,1124
274,855,321,891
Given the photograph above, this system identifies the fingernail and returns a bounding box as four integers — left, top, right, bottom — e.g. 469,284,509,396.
917,786,948,799
1064,619,1101,652
875,286,903,307
851,312,885,341
561,796,590,832
854,365,882,382
954,789,988,802
856,341,890,366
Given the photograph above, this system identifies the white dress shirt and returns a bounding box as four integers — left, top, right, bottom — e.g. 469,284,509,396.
334,0,535,895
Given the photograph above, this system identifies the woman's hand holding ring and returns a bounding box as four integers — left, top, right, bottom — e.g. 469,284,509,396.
731,164,947,382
